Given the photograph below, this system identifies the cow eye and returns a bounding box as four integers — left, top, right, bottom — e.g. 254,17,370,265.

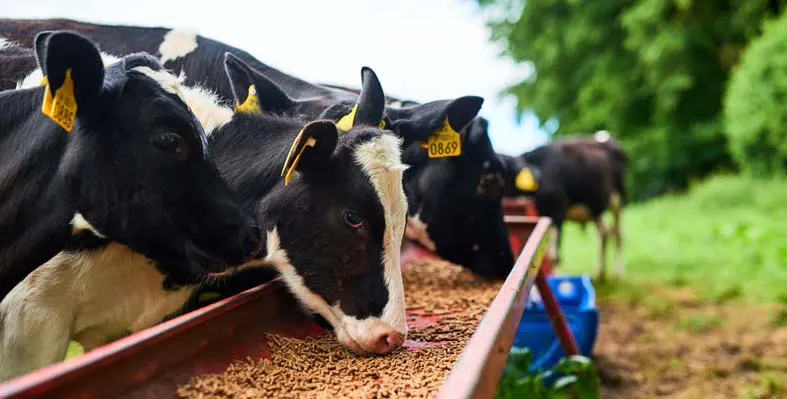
343,210,364,230
151,132,186,160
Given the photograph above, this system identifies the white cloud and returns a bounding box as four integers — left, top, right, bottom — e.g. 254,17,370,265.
4,0,547,154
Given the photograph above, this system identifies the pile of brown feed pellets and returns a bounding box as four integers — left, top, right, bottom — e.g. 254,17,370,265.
177,259,503,399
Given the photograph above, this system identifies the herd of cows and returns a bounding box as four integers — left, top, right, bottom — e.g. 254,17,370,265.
0,19,627,382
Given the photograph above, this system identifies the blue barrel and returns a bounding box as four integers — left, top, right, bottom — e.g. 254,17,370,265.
511,275,599,372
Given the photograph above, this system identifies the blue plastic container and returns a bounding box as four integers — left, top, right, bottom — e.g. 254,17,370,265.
510,275,599,372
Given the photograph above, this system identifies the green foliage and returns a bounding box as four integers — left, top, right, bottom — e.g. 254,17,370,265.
724,13,787,175
496,347,600,399
479,0,786,201
559,174,787,302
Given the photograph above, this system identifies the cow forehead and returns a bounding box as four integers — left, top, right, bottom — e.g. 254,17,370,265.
130,66,209,158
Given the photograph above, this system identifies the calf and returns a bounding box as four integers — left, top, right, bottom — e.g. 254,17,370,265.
0,31,259,301
501,131,626,281
0,18,514,276
0,51,407,380
321,84,515,277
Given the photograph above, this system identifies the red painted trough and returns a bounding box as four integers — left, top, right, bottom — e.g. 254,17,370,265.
0,210,569,399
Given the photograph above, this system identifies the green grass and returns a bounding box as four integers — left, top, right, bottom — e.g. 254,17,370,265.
559,174,787,303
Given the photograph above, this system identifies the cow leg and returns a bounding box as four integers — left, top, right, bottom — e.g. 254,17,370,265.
549,220,564,269
594,218,609,282
0,282,72,381
612,203,624,276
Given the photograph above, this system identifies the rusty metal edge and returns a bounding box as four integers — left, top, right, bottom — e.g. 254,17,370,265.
435,216,551,399
0,281,279,398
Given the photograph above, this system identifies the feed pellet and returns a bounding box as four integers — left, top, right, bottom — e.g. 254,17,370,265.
177,259,503,399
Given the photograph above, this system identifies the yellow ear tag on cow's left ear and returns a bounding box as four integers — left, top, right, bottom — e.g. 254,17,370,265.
515,168,538,192
280,129,318,186
336,104,358,132
420,116,462,158
234,84,261,114
41,68,77,132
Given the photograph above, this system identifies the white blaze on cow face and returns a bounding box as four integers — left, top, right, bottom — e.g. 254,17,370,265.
159,29,198,65
348,133,409,351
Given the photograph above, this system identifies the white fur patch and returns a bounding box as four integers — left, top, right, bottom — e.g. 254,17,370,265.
0,244,194,380
404,212,437,252
158,29,198,65
353,134,409,336
177,84,233,136
0,36,13,51
70,213,105,238
17,52,121,90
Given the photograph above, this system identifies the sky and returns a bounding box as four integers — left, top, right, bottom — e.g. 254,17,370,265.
3,0,548,155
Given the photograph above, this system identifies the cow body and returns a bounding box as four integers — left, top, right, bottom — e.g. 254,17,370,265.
501,132,626,280
0,53,407,380
0,31,259,301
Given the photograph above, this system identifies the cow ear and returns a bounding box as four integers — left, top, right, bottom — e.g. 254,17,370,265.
280,120,339,185
444,96,484,133
223,52,296,114
336,67,386,131
38,31,105,132
33,31,54,71
388,96,484,143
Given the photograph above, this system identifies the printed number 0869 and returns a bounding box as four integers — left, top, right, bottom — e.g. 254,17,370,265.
430,141,458,156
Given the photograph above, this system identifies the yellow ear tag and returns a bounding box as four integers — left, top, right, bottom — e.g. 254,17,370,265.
39,75,48,86
234,84,261,114
419,117,462,158
41,68,77,132
336,104,358,132
515,168,538,192
280,129,318,186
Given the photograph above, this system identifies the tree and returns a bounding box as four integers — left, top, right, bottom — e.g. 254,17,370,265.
479,0,785,201
725,11,787,175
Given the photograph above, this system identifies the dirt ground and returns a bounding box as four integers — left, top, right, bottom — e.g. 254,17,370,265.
594,287,787,399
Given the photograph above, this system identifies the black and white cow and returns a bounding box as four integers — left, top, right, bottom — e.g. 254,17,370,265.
0,49,407,380
500,131,627,281
0,31,260,303
0,18,514,275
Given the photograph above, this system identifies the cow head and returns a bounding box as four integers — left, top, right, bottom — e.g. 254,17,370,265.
32,31,261,282
390,101,516,278
219,56,408,354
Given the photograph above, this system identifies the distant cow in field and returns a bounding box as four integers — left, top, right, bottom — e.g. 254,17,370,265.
0,49,408,380
0,31,260,302
501,131,626,281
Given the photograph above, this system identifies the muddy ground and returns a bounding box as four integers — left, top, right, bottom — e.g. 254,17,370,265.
595,286,787,398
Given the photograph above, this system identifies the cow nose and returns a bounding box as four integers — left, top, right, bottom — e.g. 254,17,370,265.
244,226,262,259
371,331,405,354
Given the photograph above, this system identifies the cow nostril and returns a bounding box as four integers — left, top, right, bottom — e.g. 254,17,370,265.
375,331,404,353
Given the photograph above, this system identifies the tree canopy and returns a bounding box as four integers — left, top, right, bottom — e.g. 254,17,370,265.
479,0,785,201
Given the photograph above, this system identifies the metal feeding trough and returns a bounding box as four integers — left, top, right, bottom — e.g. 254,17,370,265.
0,209,570,399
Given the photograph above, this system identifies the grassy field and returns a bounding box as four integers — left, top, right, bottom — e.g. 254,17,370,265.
559,174,787,303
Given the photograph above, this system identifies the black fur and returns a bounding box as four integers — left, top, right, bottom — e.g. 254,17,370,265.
0,31,259,299
0,18,512,278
